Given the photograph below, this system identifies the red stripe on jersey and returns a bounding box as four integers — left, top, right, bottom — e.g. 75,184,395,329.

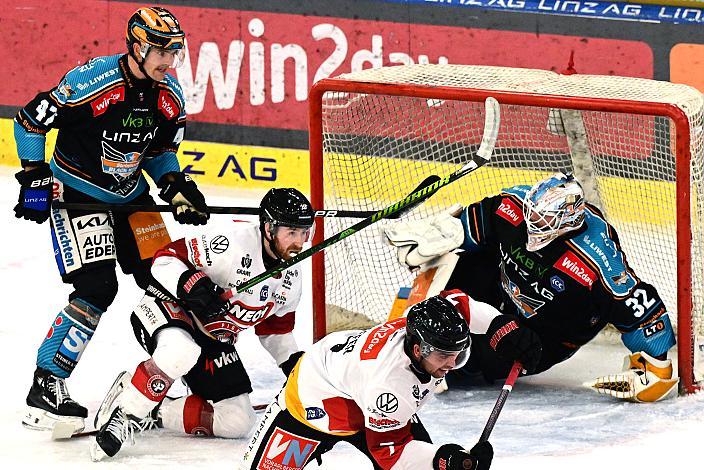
254,311,295,335
360,318,407,361
365,423,415,470
152,238,195,269
321,396,365,433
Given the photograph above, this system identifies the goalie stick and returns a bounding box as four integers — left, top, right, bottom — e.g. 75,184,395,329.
478,361,522,443
233,96,501,294
51,403,269,440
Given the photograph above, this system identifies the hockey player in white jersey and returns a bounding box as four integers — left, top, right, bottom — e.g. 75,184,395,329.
89,188,314,460
240,291,541,470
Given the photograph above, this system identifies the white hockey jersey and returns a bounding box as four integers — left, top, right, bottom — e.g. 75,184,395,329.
150,221,301,364
284,291,501,470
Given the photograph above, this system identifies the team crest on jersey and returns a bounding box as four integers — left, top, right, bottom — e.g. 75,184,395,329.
101,141,142,178
260,427,320,470
496,197,524,226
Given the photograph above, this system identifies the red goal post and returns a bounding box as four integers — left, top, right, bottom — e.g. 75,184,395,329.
308,64,704,394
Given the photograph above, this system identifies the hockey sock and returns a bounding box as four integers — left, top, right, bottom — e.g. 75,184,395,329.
36,298,102,378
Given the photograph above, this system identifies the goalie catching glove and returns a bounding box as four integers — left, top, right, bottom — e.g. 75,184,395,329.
158,172,209,225
384,204,465,269
486,315,542,374
585,351,679,402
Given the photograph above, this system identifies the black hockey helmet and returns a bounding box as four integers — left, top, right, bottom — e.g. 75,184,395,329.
406,296,471,368
259,188,314,229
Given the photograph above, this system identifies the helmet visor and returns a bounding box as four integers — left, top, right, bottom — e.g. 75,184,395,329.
419,338,471,370
139,44,186,69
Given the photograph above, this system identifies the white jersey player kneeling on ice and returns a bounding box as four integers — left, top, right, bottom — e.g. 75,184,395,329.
240,291,541,470
89,188,314,461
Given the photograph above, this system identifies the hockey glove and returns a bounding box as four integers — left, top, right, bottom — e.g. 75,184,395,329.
433,441,493,470
280,351,304,378
176,269,230,322
14,162,53,223
585,351,678,402
486,315,542,374
158,172,209,225
384,204,464,270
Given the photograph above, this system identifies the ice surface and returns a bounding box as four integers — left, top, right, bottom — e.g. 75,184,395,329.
1,171,703,469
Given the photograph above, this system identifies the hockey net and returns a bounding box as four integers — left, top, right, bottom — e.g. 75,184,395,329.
308,64,704,393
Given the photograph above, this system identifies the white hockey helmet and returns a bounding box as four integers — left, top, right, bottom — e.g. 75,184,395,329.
523,172,586,252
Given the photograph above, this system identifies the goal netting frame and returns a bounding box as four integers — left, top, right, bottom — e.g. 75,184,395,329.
308,64,704,394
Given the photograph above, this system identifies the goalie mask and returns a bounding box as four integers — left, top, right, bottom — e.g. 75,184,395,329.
126,7,186,72
260,188,315,260
405,296,471,372
524,172,586,252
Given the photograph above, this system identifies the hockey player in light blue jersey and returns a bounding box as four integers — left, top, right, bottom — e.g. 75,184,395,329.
14,6,211,433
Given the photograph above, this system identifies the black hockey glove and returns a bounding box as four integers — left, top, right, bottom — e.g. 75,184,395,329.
176,269,230,322
14,162,53,224
487,314,542,373
280,351,304,378
433,441,493,470
158,172,209,225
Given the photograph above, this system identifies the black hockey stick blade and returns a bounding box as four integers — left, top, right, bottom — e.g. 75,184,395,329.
478,361,522,443
51,202,376,219
234,97,500,294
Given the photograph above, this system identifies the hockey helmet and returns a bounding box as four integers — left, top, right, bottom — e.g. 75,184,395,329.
524,172,586,252
405,296,471,369
260,188,315,257
126,7,185,68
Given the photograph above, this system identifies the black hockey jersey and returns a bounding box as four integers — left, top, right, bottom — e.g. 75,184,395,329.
454,185,675,366
14,54,185,203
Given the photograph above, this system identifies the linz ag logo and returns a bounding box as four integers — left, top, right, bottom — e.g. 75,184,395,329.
241,254,252,268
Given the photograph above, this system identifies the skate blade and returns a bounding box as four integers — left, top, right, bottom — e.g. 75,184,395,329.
23,407,85,434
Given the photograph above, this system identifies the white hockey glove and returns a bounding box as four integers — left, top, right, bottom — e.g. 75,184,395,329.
383,203,464,269
585,351,679,403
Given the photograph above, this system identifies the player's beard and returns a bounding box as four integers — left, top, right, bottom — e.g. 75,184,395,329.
271,237,303,261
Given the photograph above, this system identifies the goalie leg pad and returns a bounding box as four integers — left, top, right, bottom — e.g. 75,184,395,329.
586,351,679,403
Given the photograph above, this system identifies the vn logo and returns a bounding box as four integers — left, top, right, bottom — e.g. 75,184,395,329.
261,428,320,469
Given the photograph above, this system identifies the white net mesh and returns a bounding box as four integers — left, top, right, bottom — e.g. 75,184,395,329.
312,64,704,386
